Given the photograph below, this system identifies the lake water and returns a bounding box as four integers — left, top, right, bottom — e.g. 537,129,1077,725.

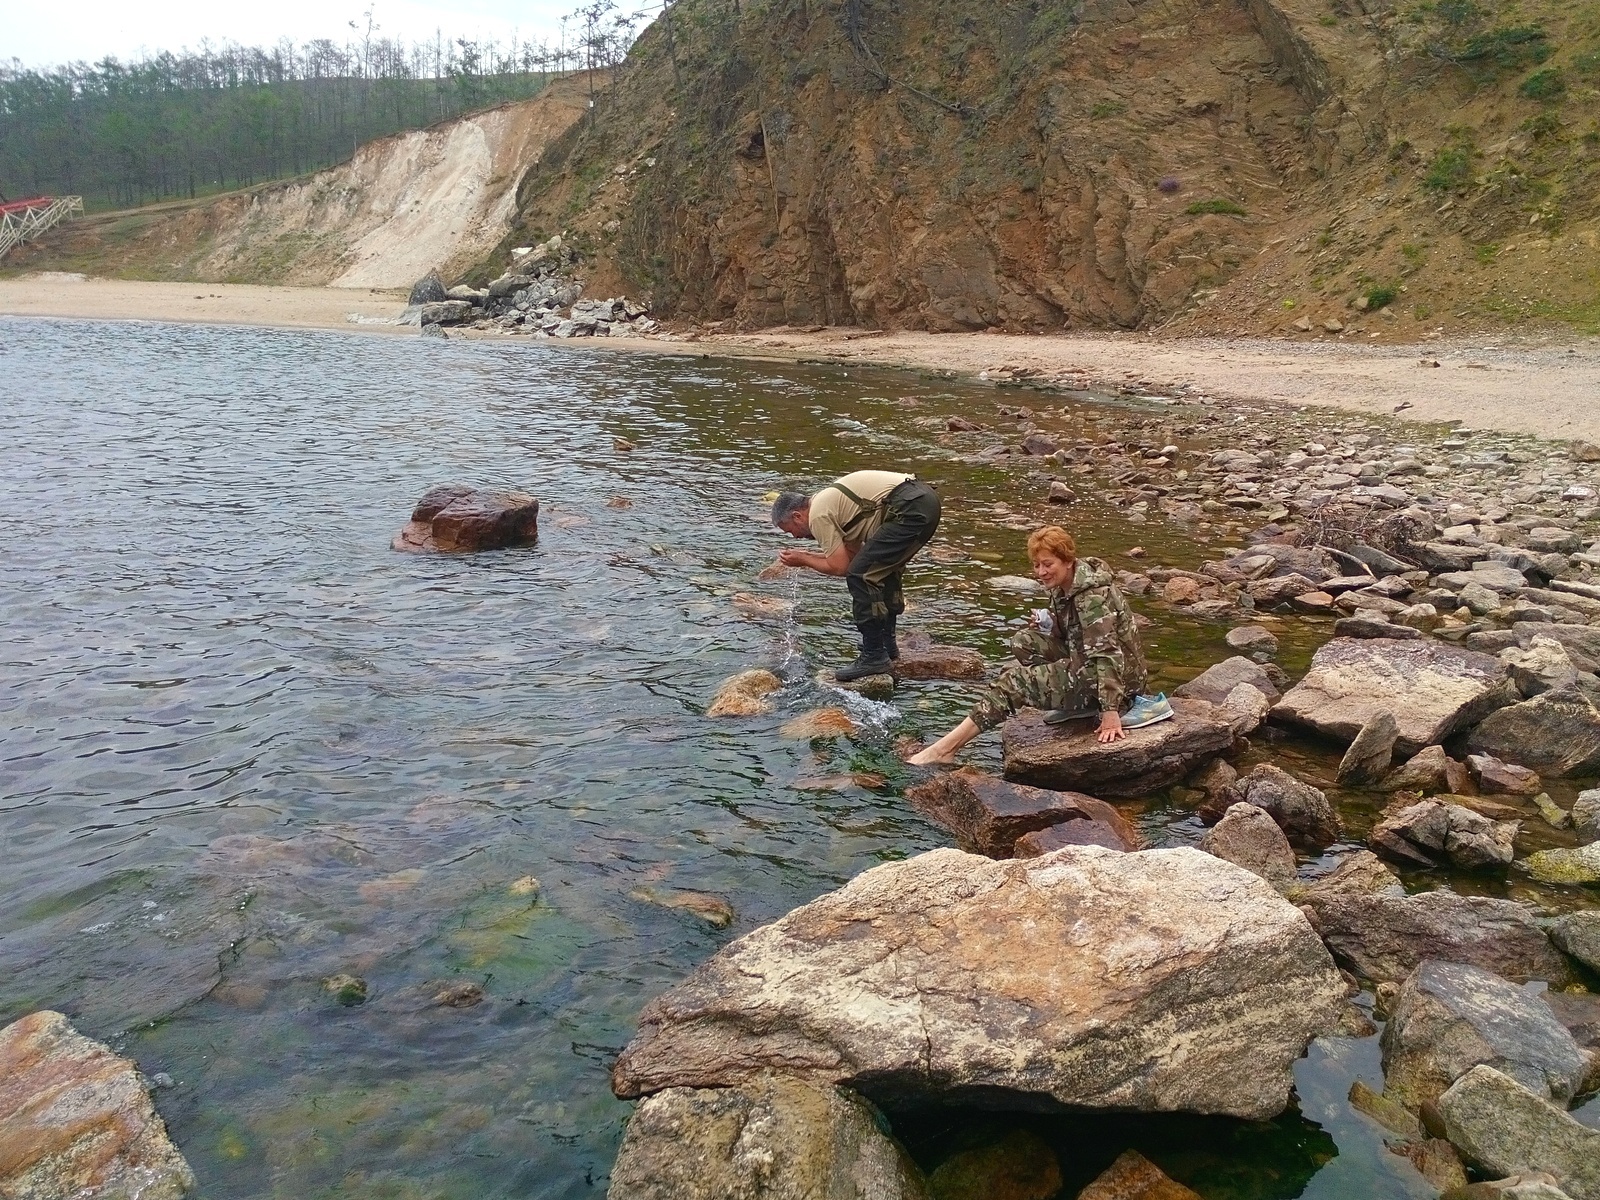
0,317,1465,1197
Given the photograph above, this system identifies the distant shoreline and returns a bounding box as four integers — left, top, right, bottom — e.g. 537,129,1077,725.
6,275,1599,442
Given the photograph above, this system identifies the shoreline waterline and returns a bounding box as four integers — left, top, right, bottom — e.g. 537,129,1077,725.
5,275,1600,441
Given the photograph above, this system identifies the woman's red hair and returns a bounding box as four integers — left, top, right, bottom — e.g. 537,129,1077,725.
1028,526,1077,563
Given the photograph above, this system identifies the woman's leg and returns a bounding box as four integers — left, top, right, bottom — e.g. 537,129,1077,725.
907,718,980,765
906,660,1089,764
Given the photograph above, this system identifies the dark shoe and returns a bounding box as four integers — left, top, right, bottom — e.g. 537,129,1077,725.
1043,707,1098,726
835,648,893,681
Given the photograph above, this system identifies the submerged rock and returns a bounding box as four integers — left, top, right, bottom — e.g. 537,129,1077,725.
1306,891,1571,985
903,767,1140,857
393,484,540,553
1272,638,1517,755
1077,1150,1202,1200
1000,698,1235,797
610,846,1347,1120
1380,960,1587,1109
0,1010,196,1200
707,669,783,717
607,1073,928,1200
1437,1066,1600,1200
926,1129,1060,1200
780,708,858,739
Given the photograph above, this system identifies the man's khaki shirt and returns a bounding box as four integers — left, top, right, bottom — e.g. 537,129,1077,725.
808,471,912,556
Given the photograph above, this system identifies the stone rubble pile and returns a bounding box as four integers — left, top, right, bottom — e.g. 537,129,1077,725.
403,236,662,338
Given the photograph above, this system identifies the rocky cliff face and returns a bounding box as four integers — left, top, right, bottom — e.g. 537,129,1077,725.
501,0,1600,336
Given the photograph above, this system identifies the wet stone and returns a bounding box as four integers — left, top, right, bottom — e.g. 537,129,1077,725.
927,1128,1060,1200
1466,754,1542,795
1171,656,1281,706
1200,763,1340,849
1382,745,1472,795
393,484,539,553
1198,802,1296,892
707,669,782,717
1001,697,1236,798
0,1011,196,1200
892,633,986,681
1437,1067,1600,1200
904,767,1141,858
1520,842,1600,886
1077,1150,1202,1200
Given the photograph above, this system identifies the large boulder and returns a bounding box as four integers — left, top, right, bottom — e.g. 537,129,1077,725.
1303,891,1571,985
891,633,986,682
903,768,1140,857
1465,688,1600,777
1575,789,1600,840
1437,1066,1600,1200
1197,802,1296,891
1548,912,1600,973
1272,639,1517,755
1000,699,1236,797
0,1010,196,1200
606,1073,927,1200
1172,656,1281,706
407,269,447,305
1199,763,1340,848
610,847,1348,1120
418,299,474,326
393,484,540,553
1380,960,1588,1109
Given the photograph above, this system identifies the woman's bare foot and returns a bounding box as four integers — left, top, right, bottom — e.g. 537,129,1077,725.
903,718,980,765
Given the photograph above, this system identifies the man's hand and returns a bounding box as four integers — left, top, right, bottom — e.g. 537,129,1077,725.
778,547,810,567
1096,711,1126,744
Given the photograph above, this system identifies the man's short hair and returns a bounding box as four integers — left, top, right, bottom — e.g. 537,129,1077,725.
771,492,809,527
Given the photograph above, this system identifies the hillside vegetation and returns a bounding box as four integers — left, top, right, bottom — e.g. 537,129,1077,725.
497,0,1600,337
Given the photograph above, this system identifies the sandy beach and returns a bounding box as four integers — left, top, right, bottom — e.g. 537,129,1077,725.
5,274,1598,442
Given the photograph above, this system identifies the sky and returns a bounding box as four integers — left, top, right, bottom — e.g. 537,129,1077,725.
5,0,579,69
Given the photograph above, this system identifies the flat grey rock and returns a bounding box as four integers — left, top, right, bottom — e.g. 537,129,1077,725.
1438,1066,1600,1200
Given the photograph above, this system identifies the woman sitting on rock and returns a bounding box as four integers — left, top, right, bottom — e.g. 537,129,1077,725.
907,525,1169,765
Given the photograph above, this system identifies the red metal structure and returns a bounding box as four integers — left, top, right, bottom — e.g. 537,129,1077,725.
0,196,84,258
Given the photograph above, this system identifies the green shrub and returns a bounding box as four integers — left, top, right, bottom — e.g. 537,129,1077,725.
1401,242,1427,265
1474,243,1499,264
1519,67,1566,99
1090,100,1126,118
1458,25,1549,69
1576,51,1600,76
1522,110,1561,139
1185,198,1247,215
1366,284,1400,309
1425,143,1474,191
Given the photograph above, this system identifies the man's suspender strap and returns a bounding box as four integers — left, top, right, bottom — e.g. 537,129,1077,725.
825,475,915,538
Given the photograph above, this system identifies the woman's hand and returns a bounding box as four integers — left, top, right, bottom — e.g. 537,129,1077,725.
1096,710,1126,744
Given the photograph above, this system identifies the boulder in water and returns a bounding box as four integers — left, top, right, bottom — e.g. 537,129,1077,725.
1437,1066,1600,1200
1000,698,1236,797
903,767,1140,857
1198,802,1296,892
1382,745,1472,795
1337,711,1399,784
1380,960,1588,1108
0,1010,197,1200
1272,638,1517,755
1465,688,1600,777
1369,800,1518,870
607,1073,928,1200
393,484,539,553
1078,1150,1203,1200
707,669,782,717
1172,656,1280,706
891,632,986,681
1303,890,1571,985
419,299,473,326
610,845,1348,1120
1200,763,1340,848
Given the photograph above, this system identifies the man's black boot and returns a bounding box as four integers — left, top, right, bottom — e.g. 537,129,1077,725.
836,621,892,681
885,614,901,661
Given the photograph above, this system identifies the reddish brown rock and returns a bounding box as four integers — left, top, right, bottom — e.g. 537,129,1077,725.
1465,754,1542,796
0,1011,196,1200
393,484,539,552
1077,1150,1203,1200
1014,818,1136,856
905,766,1140,857
1001,698,1236,798
892,633,987,681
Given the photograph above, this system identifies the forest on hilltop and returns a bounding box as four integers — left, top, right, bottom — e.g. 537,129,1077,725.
0,6,643,211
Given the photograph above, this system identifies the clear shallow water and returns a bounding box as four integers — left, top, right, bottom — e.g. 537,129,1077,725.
3,318,1434,1198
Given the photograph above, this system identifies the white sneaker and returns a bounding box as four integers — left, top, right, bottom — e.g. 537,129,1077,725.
1122,693,1174,730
